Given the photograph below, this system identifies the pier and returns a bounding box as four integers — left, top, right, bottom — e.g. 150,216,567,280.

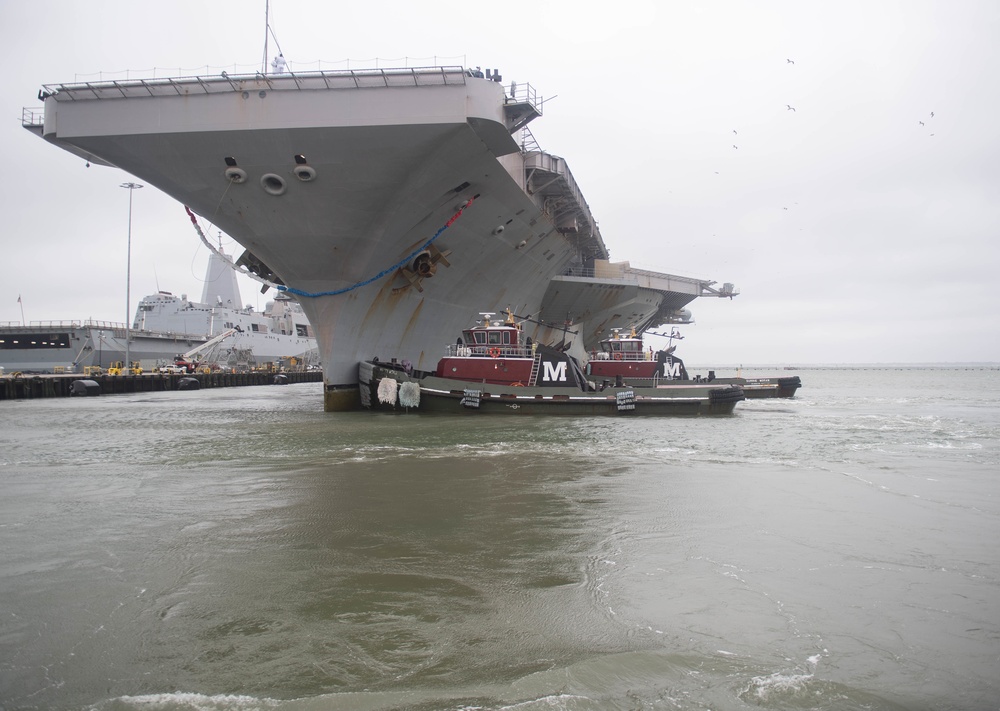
0,370,323,401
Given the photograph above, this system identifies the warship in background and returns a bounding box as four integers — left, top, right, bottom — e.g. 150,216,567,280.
0,249,316,375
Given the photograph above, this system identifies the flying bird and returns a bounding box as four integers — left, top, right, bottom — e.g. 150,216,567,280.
733,129,738,135
787,58,795,64
786,105,796,111
733,144,738,149
930,111,935,118
919,121,925,126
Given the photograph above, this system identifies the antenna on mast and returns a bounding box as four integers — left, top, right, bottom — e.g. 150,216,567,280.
262,1,269,74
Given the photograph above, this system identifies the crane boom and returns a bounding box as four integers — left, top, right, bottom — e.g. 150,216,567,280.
172,328,242,371
181,328,238,360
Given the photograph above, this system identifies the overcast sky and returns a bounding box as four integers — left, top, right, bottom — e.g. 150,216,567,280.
2,1,998,365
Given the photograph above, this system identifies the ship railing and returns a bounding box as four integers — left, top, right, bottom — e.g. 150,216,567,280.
523,151,608,260
58,319,208,342
21,108,43,128
445,344,535,359
507,81,542,115
82,319,128,330
34,66,471,103
561,265,712,292
13,320,84,329
591,350,653,362
507,81,538,107
564,266,620,280
561,266,646,285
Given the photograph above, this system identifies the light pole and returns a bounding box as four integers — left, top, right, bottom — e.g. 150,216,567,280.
120,182,143,371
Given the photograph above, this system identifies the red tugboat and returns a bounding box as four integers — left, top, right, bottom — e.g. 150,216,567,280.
587,327,686,382
434,311,540,386
587,326,801,398
359,311,744,416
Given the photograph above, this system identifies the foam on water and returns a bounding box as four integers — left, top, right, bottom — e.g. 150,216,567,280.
93,693,281,710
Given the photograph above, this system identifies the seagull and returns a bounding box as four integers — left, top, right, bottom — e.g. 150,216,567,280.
919,121,925,126
786,105,796,111
733,144,738,149
787,58,795,64
733,129,738,135
930,111,935,118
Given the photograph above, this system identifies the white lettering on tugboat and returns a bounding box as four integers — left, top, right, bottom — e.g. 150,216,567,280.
541,361,568,382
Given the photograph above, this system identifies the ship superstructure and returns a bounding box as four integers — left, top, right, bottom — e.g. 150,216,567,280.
135,248,316,362
24,65,735,409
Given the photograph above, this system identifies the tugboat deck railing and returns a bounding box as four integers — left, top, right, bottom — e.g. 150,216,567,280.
445,344,535,359
592,350,653,361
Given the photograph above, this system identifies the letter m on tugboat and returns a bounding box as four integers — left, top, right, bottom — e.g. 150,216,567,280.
541,360,568,382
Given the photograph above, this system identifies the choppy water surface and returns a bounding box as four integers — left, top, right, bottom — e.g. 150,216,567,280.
1,367,998,710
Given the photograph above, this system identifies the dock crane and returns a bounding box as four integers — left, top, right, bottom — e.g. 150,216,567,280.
173,328,238,372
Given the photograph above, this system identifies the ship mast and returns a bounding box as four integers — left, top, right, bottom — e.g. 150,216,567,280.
261,1,285,74
261,1,269,74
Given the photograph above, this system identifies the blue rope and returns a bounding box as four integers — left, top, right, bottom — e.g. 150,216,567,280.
278,197,476,299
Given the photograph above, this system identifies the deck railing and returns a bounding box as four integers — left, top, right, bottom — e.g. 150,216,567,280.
445,344,535,359
21,108,43,128
35,66,472,104
26,65,543,131
591,350,653,362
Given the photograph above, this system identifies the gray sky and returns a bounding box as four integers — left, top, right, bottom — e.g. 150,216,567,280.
3,1,998,365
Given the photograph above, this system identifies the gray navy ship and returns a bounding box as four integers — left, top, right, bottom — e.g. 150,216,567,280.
0,249,316,374
24,63,735,408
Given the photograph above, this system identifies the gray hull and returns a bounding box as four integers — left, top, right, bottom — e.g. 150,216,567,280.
0,324,207,374
27,66,734,409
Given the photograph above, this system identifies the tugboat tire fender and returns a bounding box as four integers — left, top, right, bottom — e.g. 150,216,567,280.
709,386,745,405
